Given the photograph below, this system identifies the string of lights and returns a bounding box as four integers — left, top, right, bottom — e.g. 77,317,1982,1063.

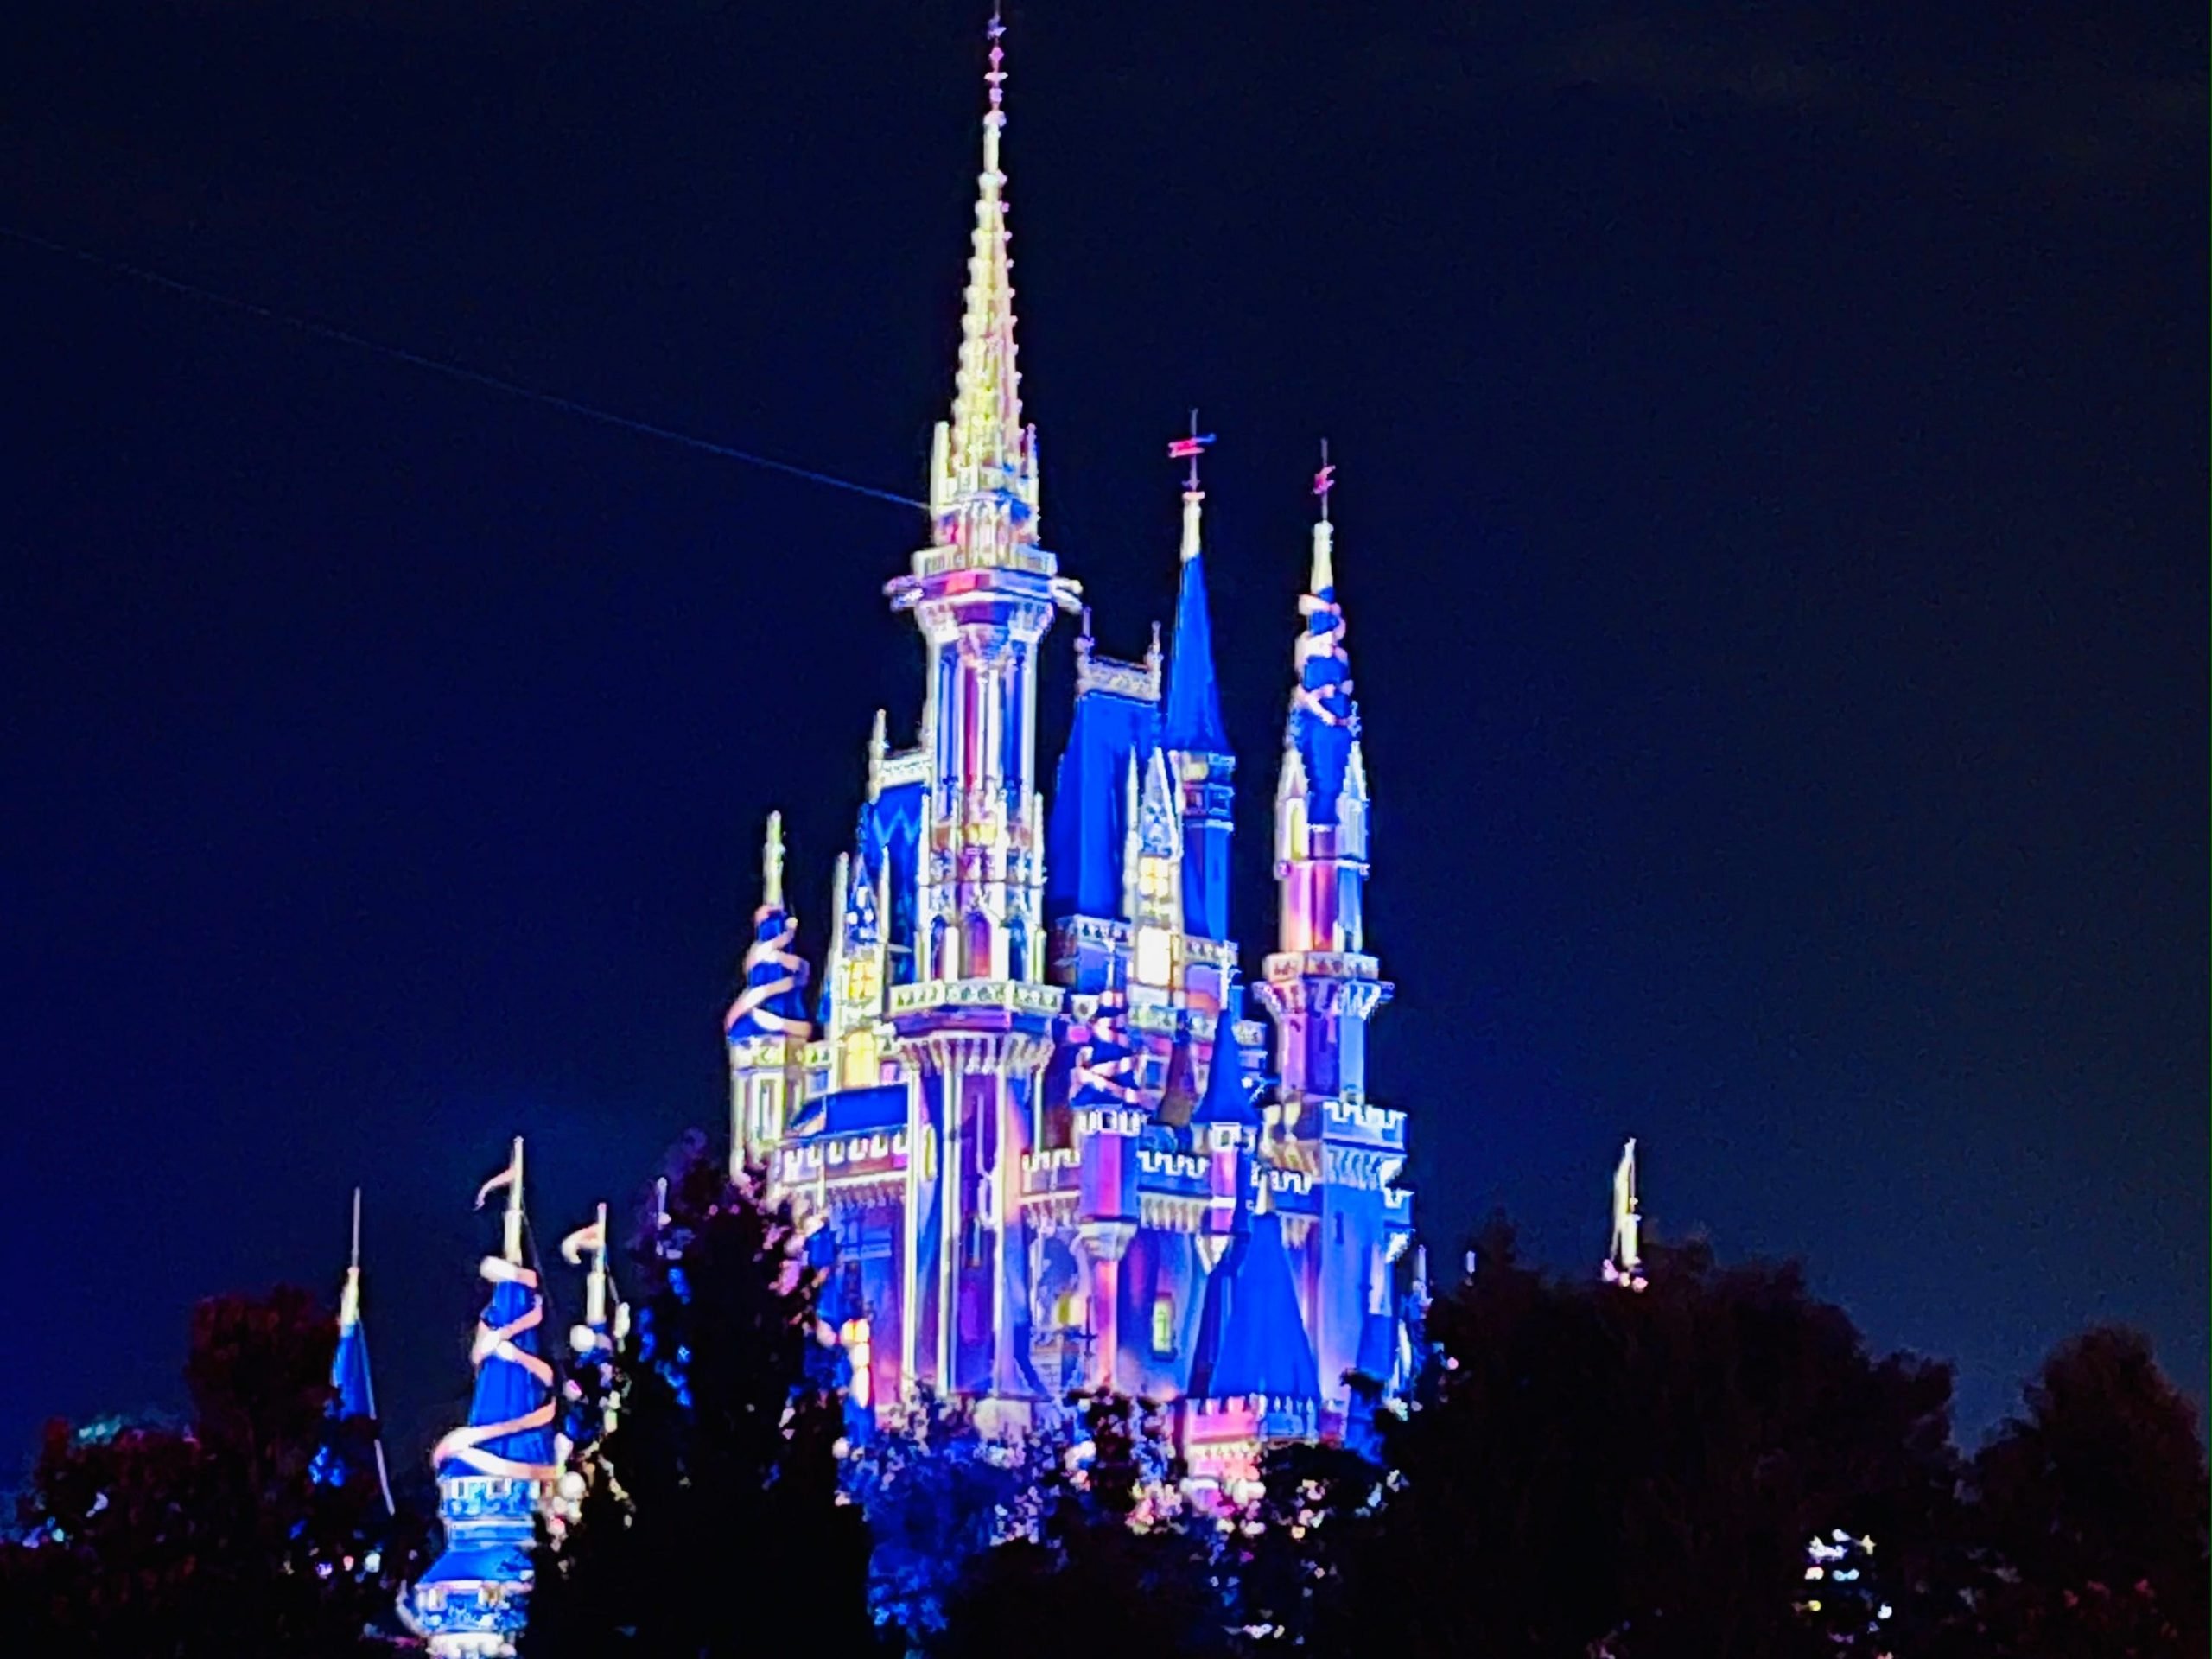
0,224,928,512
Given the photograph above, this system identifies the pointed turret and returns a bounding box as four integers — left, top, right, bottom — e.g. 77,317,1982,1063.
1186,1173,1320,1433
1163,417,1230,755
1191,988,1262,1136
1160,415,1238,945
404,1140,560,1657
1601,1138,1648,1291
1289,461,1360,823
562,1204,626,1450
728,812,812,1174
315,1187,394,1514
1255,453,1399,1437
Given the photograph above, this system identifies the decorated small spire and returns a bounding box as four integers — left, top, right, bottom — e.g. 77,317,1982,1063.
315,1186,393,1514
1288,444,1358,816
1164,416,1231,759
726,812,812,1044
761,810,785,910
340,1184,363,1326
408,1145,562,1650
1602,1138,1649,1292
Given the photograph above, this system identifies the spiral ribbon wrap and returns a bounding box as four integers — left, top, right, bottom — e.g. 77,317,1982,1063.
429,1257,563,1483
1071,995,1146,1109
1293,592,1356,729
724,906,812,1039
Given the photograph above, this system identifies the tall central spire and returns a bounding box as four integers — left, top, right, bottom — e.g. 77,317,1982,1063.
931,10,1039,543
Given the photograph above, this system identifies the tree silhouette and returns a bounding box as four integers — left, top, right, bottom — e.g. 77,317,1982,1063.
1930,1325,2209,1658
522,1140,878,1657
0,1287,413,1657
934,1392,1230,1659
1232,1225,1959,1659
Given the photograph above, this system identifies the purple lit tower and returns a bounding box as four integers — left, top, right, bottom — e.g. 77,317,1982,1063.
732,17,1414,1479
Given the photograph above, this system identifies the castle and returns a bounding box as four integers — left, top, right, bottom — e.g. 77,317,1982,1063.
398,17,1419,1653
721,16,1414,1479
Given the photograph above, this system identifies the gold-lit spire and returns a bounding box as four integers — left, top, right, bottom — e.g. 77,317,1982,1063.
932,8,1038,540
505,1136,525,1265
761,810,785,911
340,1185,363,1327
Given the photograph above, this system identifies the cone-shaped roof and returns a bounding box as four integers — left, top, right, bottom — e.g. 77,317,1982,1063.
726,811,812,1044
1164,488,1230,756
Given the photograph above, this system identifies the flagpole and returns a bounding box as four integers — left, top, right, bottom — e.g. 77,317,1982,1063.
505,1135,525,1265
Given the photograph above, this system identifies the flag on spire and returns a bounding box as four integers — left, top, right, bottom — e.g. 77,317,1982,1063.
314,1188,393,1515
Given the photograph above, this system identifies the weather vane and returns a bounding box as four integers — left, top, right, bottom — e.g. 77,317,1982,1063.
1313,439,1335,522
1167,408,1217,492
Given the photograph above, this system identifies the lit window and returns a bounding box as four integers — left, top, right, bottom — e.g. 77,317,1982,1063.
1135,925,1171,985
1151,1292,1176,1356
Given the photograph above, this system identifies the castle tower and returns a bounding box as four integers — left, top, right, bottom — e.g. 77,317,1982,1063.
882,16,1068,1414
726,812,812,1178
1162,423,1236,957
404,1140,561,1658
1255,461,1406,1433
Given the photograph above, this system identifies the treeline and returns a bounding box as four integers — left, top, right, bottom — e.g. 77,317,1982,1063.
5,1147,2204,1657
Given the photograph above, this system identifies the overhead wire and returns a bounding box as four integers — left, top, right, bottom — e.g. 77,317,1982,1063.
0,224,928,512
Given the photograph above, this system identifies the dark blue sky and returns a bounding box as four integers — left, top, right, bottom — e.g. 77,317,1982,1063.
2,0,2203,1476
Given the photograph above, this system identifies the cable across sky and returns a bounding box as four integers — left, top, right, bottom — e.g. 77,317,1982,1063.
0,224,928,512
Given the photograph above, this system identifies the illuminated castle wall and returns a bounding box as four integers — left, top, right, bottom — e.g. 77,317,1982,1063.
723,22,1414,1477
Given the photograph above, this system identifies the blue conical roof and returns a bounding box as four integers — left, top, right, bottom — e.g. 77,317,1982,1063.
1191,1013,1261,1131
1165,543,1230,757
1188,1201,1319,1408
435,1265,561,1481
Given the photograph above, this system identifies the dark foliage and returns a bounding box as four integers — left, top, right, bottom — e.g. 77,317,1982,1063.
521,1138,878,1658
840,1392,1043,1643
0,1286,418,1657
1927,1325,2209,1658
15,1209,2202,1659
934,1393,1230,1659
1225,1226,1962,1659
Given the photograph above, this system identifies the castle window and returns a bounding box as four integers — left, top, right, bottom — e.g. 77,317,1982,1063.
1135,925,1171,986
1150,1292,1176,1357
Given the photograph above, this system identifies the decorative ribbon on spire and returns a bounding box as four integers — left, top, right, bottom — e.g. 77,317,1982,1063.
726,812,813,1041
1289,443,1358,814
431,1143,562,1484
935,6,1038,538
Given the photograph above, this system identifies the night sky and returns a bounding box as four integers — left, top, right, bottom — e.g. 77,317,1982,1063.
3,0,2203,1477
